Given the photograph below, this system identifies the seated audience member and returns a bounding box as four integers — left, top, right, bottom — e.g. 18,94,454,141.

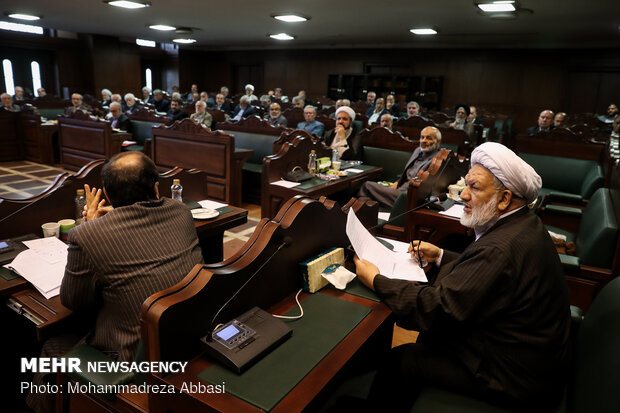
26,151,204,413
231,95,257,121
259,94,272,110
214,93,232,115
171,92,182,101
297,105,324,137
330,99,351,119
386,94,401,116
446,104,475,137
152,89,170,113
13,86,25,101
264,102,288,127
406,101,421,118
298,90,312,107
171,85,180,94
36,88,47,98
190,100,213,129
366,97,389,125
380,113,393,130
554,112,567,128
124,93,141,114
354,142,570,412
598,103,618,123
527,109,554,135
65,93,90,114
200,91,208,102
366,91,377,106
168,98,189,122
109,102,131,131
468,105,485,125
190,92,200,104
274,87,288,102
142,87,154,104
220,86,230,99
244,84,258,102
323,106,363,160
1,93,20,112
292,95,305,109
101,88,112,108
185,84,198,101
357,126,441,210
612,116,620,138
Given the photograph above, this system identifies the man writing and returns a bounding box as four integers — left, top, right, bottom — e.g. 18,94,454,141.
27,152,204,412
357,126,441,210
354,142,570,411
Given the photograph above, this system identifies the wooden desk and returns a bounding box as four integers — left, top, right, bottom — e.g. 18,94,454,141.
406,207,473,252
195,206,247,263
262,137,382,219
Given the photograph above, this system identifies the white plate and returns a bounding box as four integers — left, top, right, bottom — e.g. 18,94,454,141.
191,208,220,220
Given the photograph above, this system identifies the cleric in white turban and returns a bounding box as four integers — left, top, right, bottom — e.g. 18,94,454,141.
353,139,570,413
324,106,363,160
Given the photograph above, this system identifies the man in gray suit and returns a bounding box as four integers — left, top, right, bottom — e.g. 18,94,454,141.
357,126,441,210
28,152,203,412
355,143,570,411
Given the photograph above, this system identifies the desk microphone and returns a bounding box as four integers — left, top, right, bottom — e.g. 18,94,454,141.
366,193,448,233
204,235,292,341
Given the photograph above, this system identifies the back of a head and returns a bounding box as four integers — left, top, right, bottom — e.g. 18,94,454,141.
102,152,159,208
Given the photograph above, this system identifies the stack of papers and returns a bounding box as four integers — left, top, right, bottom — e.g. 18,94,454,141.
198,199,228,209
3,237,68,299
346,210,426,282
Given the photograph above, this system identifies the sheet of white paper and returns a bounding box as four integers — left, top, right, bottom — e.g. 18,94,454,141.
378,237,410,254
4,249,66,294
270,180,301,188
346,209,427,282
39,285,61,299
198,199,228,210
378,212,390,221
439,203,465,219
22,237,68,264
346,168,364,174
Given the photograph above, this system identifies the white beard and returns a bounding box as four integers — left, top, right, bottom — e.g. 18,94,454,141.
460,195,499,229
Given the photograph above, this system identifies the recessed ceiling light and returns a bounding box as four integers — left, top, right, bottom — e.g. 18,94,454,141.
149,24,176,31
173,38,196,44
105,1,150,9
136,38,156,47
7,13,41,21
478,2,516,12
269,33,295,40
410,28,437,35
273,14,308,23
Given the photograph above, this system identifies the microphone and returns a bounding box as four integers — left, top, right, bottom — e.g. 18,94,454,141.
366,193,448,232
204,235,292,341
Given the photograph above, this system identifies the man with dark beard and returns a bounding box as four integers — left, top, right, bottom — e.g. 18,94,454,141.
323,106,363,160
354,142,570,412
356,126,441,210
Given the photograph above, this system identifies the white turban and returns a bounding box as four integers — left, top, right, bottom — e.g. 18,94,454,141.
245,84,254,91
470,142,542,204
335,106,356,121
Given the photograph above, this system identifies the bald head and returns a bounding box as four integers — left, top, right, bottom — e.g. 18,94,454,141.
420,126,441,152
538,110,554,129
101,152,159,207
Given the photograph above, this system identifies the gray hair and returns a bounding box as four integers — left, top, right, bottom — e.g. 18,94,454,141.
142,87,151,93
408,101,420,109
124,93,136,101
304,105,316,113
109,101,122,110
292,96,303,104
240,95,251,104
171,92,181,99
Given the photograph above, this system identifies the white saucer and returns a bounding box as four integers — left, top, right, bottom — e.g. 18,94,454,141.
191,208,220,220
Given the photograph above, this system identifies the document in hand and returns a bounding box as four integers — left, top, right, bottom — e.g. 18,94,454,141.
2,237,67,299
346,209,427,282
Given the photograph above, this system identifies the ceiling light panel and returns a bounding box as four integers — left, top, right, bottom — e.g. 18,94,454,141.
173,38,196,44
478,3,516,12
273,15,308,22
149,24,175,31
269,33,295,40
410,28,437,35
8,13,41,21
106,1,150,9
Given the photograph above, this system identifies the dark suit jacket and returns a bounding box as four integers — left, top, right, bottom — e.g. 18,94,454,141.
110,113,131,132
395,147,439,188
373,208,570,405
154,99,170,113
526,125,554,135
215,102,232,115
231,105,257,119
60,198,204,362
169,109,189,122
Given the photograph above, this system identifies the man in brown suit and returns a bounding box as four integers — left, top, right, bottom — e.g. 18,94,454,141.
27,152,203,412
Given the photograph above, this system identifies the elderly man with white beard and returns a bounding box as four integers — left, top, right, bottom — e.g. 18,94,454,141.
354,142,571,412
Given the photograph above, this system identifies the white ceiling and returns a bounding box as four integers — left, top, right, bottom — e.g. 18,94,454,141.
4,0,620,50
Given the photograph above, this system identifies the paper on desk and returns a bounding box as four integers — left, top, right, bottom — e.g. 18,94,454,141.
3,248,66,299
346,209,426,282
346,168,364,174
22,237,68,264
378,212,391,221
439,204,465,219
270,180,301,188
198,199,228,210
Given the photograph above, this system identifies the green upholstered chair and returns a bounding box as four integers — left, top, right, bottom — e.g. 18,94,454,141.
544,188,619,273
519,153,604,202
123,120,159,152
410,276,620,413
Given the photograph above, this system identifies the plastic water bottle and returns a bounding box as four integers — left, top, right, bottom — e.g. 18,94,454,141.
331,148,339,163
308,150,317,175
171,179,183,202
75,189,86,224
